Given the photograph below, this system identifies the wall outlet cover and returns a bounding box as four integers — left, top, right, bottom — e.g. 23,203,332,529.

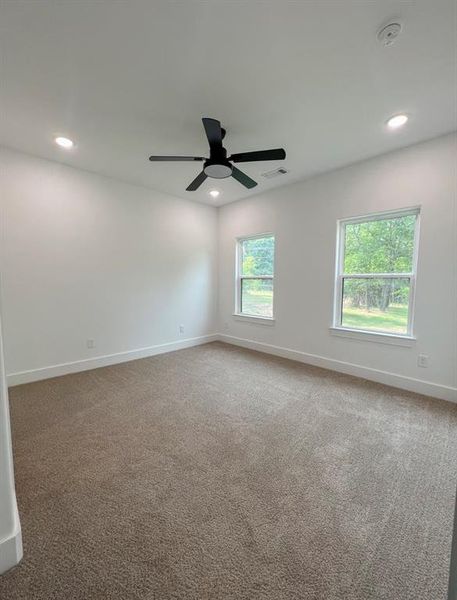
417,354,430,368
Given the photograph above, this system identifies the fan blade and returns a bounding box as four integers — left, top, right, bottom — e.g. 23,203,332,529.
232,167,257,189
229,148,286,163
186,170,208,191
149,156,205,161
202,118,223,150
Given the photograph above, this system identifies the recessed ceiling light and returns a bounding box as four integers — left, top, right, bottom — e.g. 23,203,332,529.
209,190,220,198
386,114,408,129
55,136,74,149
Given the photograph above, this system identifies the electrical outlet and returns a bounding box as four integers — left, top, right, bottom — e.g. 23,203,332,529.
87,339,95,349
417,354,429,368
179,325,185,335
223,321,229,331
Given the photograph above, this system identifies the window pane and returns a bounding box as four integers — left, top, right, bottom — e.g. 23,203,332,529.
341,277,410,334
241,279,273,317
241,235,274,276
343,215,416,274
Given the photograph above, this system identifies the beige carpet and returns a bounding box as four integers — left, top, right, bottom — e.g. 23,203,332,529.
1,341,456,600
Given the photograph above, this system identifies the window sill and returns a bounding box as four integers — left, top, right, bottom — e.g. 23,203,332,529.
329,326,416,347
232,313,275,326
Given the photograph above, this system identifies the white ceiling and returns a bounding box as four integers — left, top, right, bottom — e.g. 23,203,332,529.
1,0,456,206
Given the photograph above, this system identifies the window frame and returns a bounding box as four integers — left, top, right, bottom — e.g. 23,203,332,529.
333,207,420,339
235,233,275,321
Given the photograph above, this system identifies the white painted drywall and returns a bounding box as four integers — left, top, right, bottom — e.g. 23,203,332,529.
1,136,456,401
218,134,457,400
0,147,218,378
0,296,22,573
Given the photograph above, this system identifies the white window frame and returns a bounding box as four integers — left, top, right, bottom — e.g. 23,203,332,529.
332,207,420,341
234,233,275,322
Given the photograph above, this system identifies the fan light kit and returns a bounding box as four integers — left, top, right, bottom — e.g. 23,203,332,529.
55,136,74,149
149,117,286,191
387,114,408,129
209,190,220,198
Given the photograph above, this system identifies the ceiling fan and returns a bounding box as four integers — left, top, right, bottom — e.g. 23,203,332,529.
149,117,286,191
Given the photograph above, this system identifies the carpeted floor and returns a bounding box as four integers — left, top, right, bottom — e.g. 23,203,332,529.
1,341,456,600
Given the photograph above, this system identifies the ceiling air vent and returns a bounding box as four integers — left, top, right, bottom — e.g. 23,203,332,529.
261,167,289,179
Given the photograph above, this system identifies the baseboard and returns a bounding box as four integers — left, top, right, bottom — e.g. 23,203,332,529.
218,334,457,403
7,334,218,386
0,503,22,575
7,332,457,403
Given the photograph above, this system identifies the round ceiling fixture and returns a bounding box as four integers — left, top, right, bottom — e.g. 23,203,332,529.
377,22,402,47
55,136,74,149
209,190,220,198
204,161,233,179
387,114,409,129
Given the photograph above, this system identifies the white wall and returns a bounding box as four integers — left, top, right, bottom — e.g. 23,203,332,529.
0,147,218,382
1,136,456,401
0,298,22,573
218,134,457,402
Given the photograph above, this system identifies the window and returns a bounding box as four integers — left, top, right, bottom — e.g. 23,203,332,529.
236,234,275,318
334,209,420,337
